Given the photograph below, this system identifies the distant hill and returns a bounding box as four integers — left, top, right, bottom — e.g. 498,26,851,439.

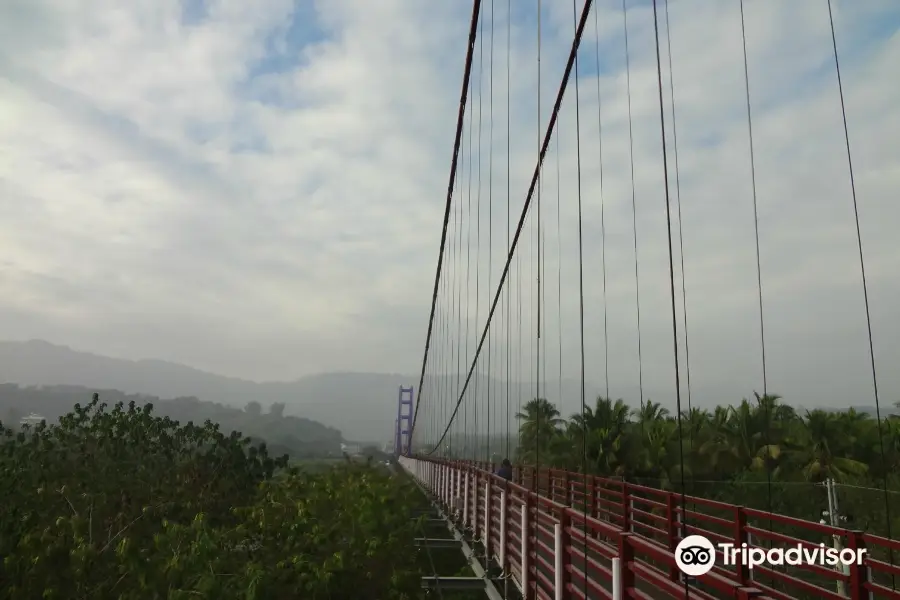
5,339,890,443
0,340,599,442
816,405,900,417
0,383,344,457
0,340,410,442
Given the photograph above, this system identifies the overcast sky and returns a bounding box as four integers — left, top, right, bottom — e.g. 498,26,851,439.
0,1,897,424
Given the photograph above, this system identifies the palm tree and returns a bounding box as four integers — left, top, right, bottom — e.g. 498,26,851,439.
633,400,669,427
515,398,564,465
567,397,632,475
509,391,894,541
790,410,868,482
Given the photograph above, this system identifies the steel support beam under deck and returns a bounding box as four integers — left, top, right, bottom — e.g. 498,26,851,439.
415,537,462,549
404,466,504,600
421,576,487,591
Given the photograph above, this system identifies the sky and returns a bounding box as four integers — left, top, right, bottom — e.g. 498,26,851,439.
0,0,897,425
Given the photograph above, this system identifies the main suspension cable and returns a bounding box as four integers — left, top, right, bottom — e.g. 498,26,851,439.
428,0,596,455
410,0,482,443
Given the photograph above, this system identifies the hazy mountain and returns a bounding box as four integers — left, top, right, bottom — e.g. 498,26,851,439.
0,383,343,457
0,340,409,442
0,340,605,442
816,405,899,417
5,339,890,445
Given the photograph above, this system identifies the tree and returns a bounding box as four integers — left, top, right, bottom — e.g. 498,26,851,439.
0,395,429,599
244,400,262,416
515,398,564,464
269,402,286,418
508,392,900,542
0,384,342,458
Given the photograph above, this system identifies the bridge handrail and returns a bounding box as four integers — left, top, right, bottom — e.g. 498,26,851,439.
404,455,891,600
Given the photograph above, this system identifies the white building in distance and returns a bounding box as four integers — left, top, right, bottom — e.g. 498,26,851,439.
19,413,46,427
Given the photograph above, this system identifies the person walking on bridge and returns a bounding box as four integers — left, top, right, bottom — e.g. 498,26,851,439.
496,458,513,481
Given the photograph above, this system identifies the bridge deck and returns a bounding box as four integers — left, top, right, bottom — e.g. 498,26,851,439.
400,456,900,600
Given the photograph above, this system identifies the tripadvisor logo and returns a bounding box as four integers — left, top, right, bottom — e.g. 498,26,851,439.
675,534,866,577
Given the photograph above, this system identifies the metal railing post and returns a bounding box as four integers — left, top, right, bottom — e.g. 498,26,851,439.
734,506,750,586
455,466,460,511
666,493,679,582
846,530,869,600
554,522,563,600
463,468,470,526
500,488,508,572
618,533,635,596
555,510,571,600
521,498,529,598
473,472,480,531
484,480,491,555
612,557,622,600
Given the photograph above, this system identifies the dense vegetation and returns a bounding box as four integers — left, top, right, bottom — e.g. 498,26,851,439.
0,384,343,458
11,386,898,597
0,395,433,599
425,394,900,538
417,394,900,596
505,395,900,538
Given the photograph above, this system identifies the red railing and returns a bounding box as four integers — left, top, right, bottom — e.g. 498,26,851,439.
400,456,900,600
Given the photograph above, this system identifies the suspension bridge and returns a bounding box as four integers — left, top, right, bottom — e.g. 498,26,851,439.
390,0,897,598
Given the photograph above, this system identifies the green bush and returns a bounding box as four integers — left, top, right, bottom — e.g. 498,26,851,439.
0,396,423,599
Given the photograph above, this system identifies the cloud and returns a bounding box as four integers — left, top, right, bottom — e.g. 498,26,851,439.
0,0,897,438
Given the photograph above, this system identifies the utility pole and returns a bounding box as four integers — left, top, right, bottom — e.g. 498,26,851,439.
820,477,852,598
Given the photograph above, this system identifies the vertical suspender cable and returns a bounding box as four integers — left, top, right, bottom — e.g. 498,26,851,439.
487,0,495,465
737,0,774,524
436,193,451,452
517,184,523,459
505,0,512,462
556,109,564,435
826,0,894,579
458,44,476,457
662,0,693,424
650,0,689,597
593,3,610,401
474,6,486,460
535,0,542,494
462,22,479,457
448,111,462,456
445,157,458,455
517,9,524,462
570,0,589,587
446,149,462,455
622,0,646,429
